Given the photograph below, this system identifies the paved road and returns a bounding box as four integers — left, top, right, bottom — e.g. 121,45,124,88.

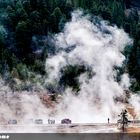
0,123,140,133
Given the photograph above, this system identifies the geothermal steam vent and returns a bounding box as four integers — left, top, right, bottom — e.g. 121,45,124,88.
46,10,139,123
1,10,140,132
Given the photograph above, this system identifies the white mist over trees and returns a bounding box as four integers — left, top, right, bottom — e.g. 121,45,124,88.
0,0,140,92
2,9,137,123
45,10,138,123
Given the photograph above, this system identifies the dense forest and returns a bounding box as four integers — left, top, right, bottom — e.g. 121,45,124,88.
0,0,140,92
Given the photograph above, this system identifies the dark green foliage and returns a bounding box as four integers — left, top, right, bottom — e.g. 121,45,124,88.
15,20,32,60
0,25,7,62
0,0,139,91
31,59,45,75
50,7,63,32
60,65,86,91
0,31,5,49
16,63,28,81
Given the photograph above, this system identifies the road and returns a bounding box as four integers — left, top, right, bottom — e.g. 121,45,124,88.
0,123,140,133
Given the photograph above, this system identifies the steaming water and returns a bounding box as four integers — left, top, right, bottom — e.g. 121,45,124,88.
0,10,140,132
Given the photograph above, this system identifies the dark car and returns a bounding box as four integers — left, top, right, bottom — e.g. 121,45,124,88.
8,120,17,124
61,119,72,124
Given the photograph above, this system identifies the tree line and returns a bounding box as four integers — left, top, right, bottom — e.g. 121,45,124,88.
0,0,140,91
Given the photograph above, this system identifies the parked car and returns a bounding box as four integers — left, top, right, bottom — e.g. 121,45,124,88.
34,119,43,124
61,119,71,124
8,120,17,124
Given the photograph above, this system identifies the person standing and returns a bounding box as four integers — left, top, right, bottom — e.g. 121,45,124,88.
108,118,110,124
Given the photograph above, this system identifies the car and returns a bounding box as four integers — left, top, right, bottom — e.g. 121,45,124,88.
34,119,43,124
61,119,72,124
8,120,17,124
48,119,55,124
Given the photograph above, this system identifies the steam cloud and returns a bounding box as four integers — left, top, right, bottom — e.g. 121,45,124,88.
45,10,137,123
0,10,140,131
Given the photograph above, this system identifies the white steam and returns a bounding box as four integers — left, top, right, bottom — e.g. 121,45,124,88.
45,10,134,123
0,10,140,130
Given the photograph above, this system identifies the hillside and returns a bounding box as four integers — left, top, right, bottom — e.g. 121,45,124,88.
0,1,140,132
0,0,140,92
